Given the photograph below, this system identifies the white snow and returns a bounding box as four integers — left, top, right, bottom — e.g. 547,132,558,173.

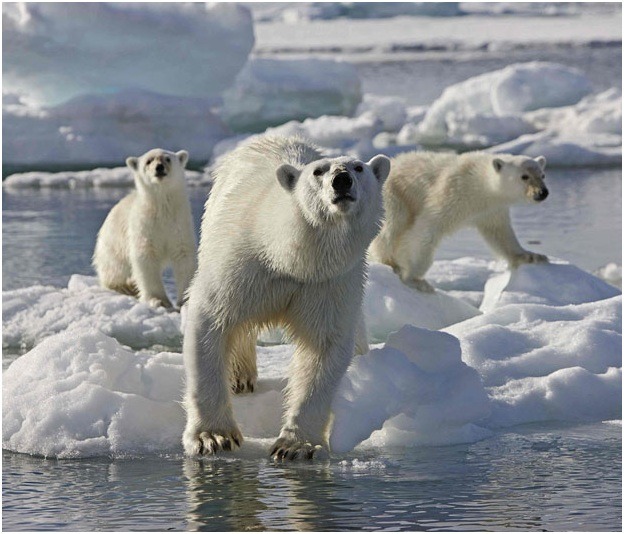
2,275,182,351
3,257,619,458
415,62,593,148
3,90,230,166
3,3,254,106
3,165,208,189
222,58,362,132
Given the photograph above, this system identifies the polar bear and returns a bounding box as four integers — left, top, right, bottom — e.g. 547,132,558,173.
92,148,197,309
182,136,390,460
369,151,548,292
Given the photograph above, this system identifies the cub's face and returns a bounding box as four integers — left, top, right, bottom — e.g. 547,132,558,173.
276,155,391,222
126,148,189,188
493,154,548,203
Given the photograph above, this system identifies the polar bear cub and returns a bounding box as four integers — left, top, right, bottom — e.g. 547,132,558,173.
369,151,549,292
182,136,390,460
93,148,197,308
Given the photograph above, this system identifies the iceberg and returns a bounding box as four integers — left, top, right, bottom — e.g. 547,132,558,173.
415,62,593,148
2,3,254,106
222,58,362,132
3,90,230,166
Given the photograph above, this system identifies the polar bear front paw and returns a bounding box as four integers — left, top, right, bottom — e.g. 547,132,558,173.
183,427,243,456
404,277,435,293
511,252,549,268
270,437,328,461
232,377,256,394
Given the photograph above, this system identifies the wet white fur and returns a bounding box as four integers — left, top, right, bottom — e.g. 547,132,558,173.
92,148,197,308
182,136,390,459
369,151,548,292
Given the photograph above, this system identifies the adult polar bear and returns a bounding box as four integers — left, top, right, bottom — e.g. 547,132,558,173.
183,137,390,460
369,151,549,292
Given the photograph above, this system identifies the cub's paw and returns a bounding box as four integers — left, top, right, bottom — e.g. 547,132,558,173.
511,252,549,268
232,376,256,394
270,437,328,461
404,277,435,293
183,427,243,456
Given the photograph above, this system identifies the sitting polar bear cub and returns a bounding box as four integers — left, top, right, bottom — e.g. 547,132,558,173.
183,136,390,460
93,148,196,309
369,151,549,292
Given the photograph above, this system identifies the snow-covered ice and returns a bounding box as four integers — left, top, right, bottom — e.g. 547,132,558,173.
222,57,362,132
413,62,593,148
3,165,208,189
2,275,182,351
3,90,230,166
3,257,620,458
2,3,254,106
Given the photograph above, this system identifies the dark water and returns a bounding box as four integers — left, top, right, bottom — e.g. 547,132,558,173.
2,422,621,531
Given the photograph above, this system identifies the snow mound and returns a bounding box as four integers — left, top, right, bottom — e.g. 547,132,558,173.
446,296,622,426
481,261,621,313
222,58,362,132
330,326,491,452
3,166,208,189
595,263,622,289
488,131,622,167
3,3,254,106
364,263,480,342
415,62,592,148
2,275,182,351
3,90,229,166
356,94,408,133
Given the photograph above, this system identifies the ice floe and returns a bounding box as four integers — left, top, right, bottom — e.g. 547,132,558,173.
3,257,620,458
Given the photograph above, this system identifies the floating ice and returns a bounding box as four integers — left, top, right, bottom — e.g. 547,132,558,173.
356,94,408,133
3,90,230,166
2,3,254,106
3,165,208,189
222,58,362,132
595,263,622,289
2,275,182,351
480,261,621,313
364,263,480,342
415,62,592,147
3,258,620,458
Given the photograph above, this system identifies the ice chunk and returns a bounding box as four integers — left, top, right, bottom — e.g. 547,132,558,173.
364,263,481,342
417,62,592,147
594,263,622,289
480,261,621,313
330,326,491,452
3,90,230,166
2,275,182,351
488,131,621,167
3,166,208,189
3,3,254,106
446,296,622,426
356,94,408,133
222,58,362,132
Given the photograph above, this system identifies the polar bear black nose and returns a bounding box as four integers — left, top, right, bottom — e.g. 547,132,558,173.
332,172,353,192
535,188,549,201
155,163,165,174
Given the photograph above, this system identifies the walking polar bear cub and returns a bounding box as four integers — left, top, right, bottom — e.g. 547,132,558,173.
369,151,549,292
93,148,196,309
183,136,390,460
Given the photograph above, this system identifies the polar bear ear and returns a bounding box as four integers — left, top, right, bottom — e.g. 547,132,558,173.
276,163,301,192
493,158,504,172
367,155,391,184
535,155,547,170
176,150,189,168
126,157,139,172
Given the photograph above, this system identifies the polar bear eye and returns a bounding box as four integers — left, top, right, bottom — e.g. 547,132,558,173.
521,175,529,181
146,158,153,165
313,168,324,177
354,165,363,173
165,157,170,163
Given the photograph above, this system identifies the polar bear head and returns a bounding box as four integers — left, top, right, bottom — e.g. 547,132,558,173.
126,148,189,191
492,154,548,203
276,155,391,224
